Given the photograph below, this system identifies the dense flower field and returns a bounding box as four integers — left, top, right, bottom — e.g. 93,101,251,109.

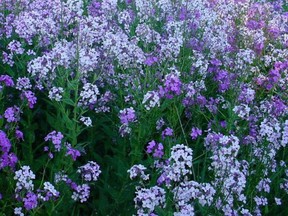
0,0,288,215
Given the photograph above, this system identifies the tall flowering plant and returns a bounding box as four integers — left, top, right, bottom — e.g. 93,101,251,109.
0,0,288,215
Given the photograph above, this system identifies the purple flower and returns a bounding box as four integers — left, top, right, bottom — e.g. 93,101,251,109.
23,192,38,210
272,98,287,117
8,153,18,168
164,73,182,98
161,127,173,139
159,71,182,99
144,56,158,66
88,0,102,17
65,179,78,190
146,140,156,154
15,129,24,140
157,172,171,185
0,130,11,153
214,70,230,92
4,106,20,123
268,26,280,39
21,91,37,109
16,77,32,90
134,186,166,215
128,164,149,180
0,75,14,87
238,85,255,104
156,118,165,130
38,182,60,201
246,20,264,30
14,166,35,192
72,184,90,203
220,121,227,128
44,131,64,151
179,7,189,21
197,95,207,106
0,152,18,169
275,197,282,205
266,67,281,90
66,145,81,161
77,161,101,182
119,107,136,124
190,127,202,140
254,41,264,55
146,140,164,158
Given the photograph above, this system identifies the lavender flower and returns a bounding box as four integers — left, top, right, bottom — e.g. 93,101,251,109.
78,83,100,107
4,106,20,122
119,107,136,124
38,182,60,201
15,129,24,140
142,91,160,110
54,171,68,184
7,40,24,54
80,116,92,127
173,181,215,210
77,161,101,182
167,144,193,182
21,90,37,108
65,144,81,161
190,127,202,140
161,127,173,139
44,131,64,152
254,196,268,206
0,75,14,87
23,192,38,210
71,184,90,203
48,87,64,102
16,77,32,90
14,207,24,216
128,164,149,181
233,104,251,120
144,56,158,66
156,118,165,130
275,197,282,205
146,140,164,158
14,166,35,192
238,85,255,104
134,186,166,215
0,130,11,153
256,178,271,193
159,70,182,99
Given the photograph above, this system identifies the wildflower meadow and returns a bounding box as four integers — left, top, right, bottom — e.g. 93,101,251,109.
1,0,288,215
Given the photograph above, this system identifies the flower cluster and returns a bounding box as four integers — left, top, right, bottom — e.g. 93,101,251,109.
44,131,64,152
77,161,101,182
128,164,149,181
134,186,166,216
0,130,17,170
118,107,137,137
146,140,164,159
1,0,288,215
71,184,90,203
78,83,100,107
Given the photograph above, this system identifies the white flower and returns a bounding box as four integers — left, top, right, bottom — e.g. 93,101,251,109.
80,116,92,127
